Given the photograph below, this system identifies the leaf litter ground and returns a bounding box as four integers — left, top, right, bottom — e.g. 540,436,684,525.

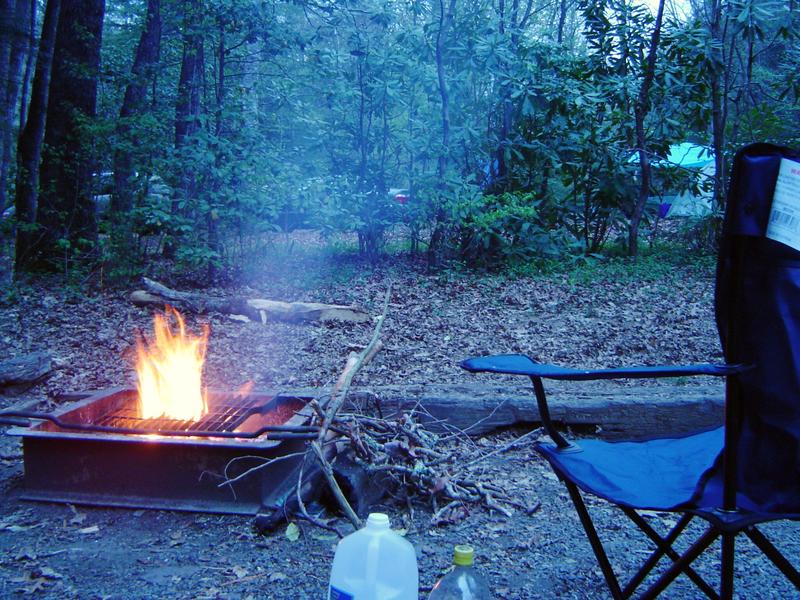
0,231,798,598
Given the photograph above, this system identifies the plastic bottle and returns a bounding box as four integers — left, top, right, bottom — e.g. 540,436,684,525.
328,512,419,600
428,545,493,600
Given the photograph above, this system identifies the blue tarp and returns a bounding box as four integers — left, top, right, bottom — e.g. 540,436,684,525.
628,142,714,169
633,143,715,217
662,143,714,169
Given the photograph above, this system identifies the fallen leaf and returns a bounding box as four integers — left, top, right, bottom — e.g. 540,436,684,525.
37,567,63,580
15,548,36,561
232,565,248,579
24,577,48,594
78,525,99,535
168,532,185,547
285,522,300,542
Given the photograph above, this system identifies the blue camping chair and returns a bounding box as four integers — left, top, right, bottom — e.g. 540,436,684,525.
462,143,800,599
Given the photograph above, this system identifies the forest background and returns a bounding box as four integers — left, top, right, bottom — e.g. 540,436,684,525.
0,0,798,285
0,4,798,596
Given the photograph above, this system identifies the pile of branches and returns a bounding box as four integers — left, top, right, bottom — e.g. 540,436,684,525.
331,408,543,526
221,286,541,534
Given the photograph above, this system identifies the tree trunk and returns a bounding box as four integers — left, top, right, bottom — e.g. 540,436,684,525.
0,0,32,217
13,0,59,274
207,19,225,283
17,0,36,131
627,0,665,257
427,0,456,268
490,0,532,194
557,0,567,44
34,0,105,271
174,4,204,149
0,1,14,211
708,0,726,211
166,0,204,259
111,0,161,218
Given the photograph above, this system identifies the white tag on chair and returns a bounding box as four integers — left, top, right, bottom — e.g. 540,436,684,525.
766,158,800,251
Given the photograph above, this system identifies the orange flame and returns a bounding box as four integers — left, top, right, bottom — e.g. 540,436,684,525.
135,308,209,421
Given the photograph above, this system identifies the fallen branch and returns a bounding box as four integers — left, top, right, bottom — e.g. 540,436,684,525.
460,427,544,469
310,285,392,529
217,451,308,490
130,278,372,324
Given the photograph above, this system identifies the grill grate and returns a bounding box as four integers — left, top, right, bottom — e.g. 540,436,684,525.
94,394,266,434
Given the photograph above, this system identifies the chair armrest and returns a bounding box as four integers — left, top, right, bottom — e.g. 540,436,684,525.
460,354,748,381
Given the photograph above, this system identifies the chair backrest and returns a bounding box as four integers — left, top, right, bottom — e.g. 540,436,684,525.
715,143,800,513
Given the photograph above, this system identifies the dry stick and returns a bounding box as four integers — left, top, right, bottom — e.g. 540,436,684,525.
438,399,511,441
475,483,513,517
311,286,392,529
217,451,308,489
294,454,341,535
215,387,330,496
459,427,544,471
431,499,461,523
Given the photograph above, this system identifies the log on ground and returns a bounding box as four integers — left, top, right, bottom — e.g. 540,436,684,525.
130,278,372,324
0,352,53,393
336,381,725,439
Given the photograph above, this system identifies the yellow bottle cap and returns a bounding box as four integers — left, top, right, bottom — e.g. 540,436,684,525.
453,545,474,566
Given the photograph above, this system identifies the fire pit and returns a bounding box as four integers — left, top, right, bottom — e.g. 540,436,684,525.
8,388,314,515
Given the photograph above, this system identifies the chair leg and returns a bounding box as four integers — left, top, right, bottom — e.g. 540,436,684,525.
564,481,624,599
622,510,719,600
745,526,800,589
638,526,720,600
720,532,735,600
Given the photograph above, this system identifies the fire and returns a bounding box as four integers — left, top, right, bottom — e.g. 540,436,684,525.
135,308,209,421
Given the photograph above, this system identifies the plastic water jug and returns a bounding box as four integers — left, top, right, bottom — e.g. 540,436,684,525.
328,512,419,599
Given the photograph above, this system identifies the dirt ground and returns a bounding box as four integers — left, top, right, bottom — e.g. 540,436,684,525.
1,232,798,599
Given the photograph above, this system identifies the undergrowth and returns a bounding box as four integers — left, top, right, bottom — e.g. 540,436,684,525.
504,239,716,285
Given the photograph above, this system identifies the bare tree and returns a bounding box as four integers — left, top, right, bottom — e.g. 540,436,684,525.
13,0,59,273
629,0,666,256
0,0,33,217
427,0,457,267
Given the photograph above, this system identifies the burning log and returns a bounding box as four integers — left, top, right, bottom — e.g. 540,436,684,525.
0,352,52,393
130,278,372,324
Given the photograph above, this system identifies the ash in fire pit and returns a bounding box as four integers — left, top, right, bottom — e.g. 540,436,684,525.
10,388,313,515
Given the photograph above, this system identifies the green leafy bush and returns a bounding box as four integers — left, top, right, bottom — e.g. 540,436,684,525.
455,191,566,268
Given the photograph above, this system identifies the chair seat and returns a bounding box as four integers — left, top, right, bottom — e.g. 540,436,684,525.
535,427,724,511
